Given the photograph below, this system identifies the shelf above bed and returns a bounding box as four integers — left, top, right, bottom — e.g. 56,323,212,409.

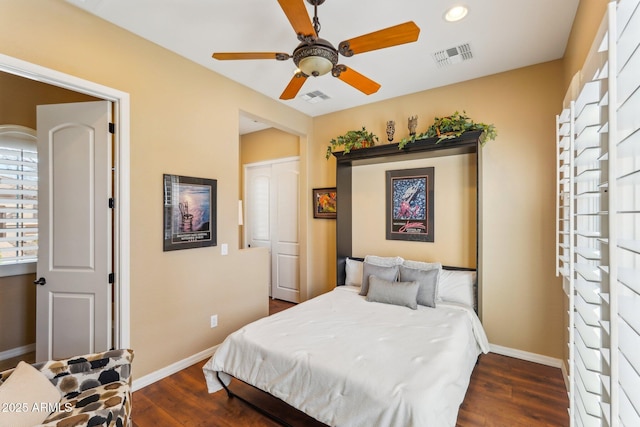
332,130,482,166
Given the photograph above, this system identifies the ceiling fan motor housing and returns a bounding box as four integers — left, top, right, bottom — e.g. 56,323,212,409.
293,38,338,76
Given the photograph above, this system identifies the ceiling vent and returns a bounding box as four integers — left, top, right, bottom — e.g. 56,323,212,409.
432,43,473,67
300,90,330,103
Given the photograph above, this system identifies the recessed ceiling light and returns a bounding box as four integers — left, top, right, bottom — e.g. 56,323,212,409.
444,5,468,22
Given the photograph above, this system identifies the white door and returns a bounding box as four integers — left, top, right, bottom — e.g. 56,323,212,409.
244,159,300,303
271,160,300,302
35,101,113,361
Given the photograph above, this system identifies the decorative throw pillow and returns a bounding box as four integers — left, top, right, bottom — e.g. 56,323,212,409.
437,269,476,308
399,265,439,308
359,262,399,296
0,361,61,427
345,257,364,286
366,275,419,310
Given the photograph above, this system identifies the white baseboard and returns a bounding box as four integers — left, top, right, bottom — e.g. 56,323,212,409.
489,343,564,368
132,345,219,392
0,343,35,361
560,359,570,392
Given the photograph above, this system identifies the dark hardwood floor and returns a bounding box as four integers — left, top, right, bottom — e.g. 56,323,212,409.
0,351,35,371
131,299,569,427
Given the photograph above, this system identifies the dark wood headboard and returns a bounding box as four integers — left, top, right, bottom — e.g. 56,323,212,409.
337,256,476,286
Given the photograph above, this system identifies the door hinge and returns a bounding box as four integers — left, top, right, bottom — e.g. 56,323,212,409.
108,273,115,284
109,122,115,134
109,198,115,209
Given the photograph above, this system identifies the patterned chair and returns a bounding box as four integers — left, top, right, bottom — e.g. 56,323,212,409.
0,349,134,427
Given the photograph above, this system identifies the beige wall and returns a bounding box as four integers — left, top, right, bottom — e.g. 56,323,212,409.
240,128,299,166
311,60,567,359
352,155,476,267
0,71,98,128
563,0,609,89
0,273,35,353
0,0,312,377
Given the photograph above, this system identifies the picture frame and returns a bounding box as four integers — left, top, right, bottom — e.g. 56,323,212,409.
386,167,434,242
313,187,337,219
163,174,217,251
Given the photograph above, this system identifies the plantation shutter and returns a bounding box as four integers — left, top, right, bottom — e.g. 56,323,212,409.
612,0,640,425
557,1,640,425
0,126,38,265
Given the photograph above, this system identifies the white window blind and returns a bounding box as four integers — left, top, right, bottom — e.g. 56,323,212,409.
0,126,38,266
612,0,640,425
556,1,640,426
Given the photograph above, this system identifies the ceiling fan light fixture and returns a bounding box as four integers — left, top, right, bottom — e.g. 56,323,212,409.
293,39,338,77
444,5,468,22
298,55,333,76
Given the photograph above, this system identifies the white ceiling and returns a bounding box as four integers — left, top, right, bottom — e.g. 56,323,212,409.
65,0,579,133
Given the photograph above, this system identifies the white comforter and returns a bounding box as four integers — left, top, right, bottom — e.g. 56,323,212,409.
203,285,489,427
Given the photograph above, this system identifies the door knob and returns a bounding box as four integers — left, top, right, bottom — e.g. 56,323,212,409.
33,277,46,286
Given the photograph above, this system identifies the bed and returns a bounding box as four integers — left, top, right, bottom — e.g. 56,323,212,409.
203,256,489,426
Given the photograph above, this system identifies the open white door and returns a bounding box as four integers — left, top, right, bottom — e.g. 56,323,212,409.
271,160,300,302
35,101,113,361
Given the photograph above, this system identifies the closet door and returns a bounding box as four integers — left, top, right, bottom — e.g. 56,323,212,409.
244,159,300,303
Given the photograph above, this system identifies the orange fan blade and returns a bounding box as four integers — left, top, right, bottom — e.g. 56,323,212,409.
212,52,290,61
277,0,317,39
335,66,380,95
338,21,420,57
280,73,308,100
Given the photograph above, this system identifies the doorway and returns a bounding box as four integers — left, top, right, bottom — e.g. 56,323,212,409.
239,121,301,303
0,53,130,366
244,158,300,303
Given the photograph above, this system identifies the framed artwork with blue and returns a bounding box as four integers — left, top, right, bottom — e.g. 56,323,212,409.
386,167,434,242
163,174,217,251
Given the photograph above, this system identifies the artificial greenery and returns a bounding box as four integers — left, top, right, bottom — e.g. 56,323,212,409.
325,126,379,159
398,111,497,149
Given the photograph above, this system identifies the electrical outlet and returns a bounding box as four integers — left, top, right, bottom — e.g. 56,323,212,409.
210,315,218,328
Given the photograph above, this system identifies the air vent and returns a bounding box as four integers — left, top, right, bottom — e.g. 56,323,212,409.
432,43,473,67
301,90,330,103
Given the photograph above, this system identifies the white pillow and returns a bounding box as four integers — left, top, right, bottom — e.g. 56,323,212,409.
0,361,61,427
364,255,404,267
345,258,364,286
402,259,442,271
437,269,476,308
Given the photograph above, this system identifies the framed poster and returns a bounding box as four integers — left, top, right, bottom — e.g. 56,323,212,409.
386,167,434,242
163,174,217,251
313,187,337,219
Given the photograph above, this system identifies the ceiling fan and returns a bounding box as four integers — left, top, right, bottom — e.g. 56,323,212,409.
212,0,420,100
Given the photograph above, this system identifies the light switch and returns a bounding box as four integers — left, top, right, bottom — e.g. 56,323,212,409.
221,243,228,256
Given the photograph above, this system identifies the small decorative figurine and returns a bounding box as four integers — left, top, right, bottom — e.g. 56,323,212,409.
408,115,418,136
386,120,395,142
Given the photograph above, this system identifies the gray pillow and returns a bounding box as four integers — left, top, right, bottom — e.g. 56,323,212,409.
360,262,399,296
399,265,438,308
366,275,419,310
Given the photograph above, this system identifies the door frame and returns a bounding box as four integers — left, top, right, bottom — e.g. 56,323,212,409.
0,53,131,349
